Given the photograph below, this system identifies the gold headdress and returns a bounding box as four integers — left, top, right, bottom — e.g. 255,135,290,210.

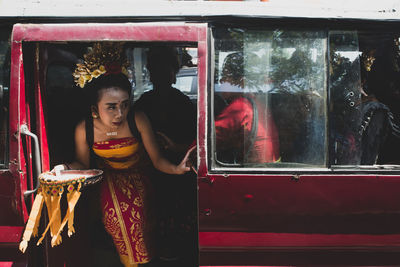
73,42,129,88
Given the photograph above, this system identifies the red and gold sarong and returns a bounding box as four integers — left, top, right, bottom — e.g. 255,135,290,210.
93,137,152,267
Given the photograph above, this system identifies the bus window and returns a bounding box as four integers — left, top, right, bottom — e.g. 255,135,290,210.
0,27,10,168
212,27,400,170
212,27,327,168
131,46,198,102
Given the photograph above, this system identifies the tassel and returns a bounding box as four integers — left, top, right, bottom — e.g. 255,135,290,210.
36,201,62,246
51,182,82,246
37,186,63,246
19,191,44,253
67,182,82,236
50,186,63,239
43,187,53,235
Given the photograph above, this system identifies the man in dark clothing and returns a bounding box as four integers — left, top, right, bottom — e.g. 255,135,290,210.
134,46,197,265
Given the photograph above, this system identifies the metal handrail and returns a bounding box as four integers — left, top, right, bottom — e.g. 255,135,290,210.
20,124,42,197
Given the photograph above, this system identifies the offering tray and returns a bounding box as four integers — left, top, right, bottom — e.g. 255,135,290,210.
41,169,103,187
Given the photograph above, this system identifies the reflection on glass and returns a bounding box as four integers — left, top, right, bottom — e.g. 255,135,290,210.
213,28,327,168
329,31,362,165
174,76,193,93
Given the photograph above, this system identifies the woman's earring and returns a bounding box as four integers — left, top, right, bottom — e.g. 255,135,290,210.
92,113,99,119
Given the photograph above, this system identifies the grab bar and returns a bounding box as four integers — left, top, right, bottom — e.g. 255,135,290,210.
20,124,42,197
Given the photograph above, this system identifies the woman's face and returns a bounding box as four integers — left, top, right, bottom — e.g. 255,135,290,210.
95,87,130,129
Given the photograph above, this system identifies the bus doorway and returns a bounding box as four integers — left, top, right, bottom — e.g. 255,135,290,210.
43,43,199,267
11,23,207,267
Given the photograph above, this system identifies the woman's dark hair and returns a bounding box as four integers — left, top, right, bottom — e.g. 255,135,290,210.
86,73,132,108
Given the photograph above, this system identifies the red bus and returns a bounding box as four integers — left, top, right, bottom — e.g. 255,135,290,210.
2,1,400,266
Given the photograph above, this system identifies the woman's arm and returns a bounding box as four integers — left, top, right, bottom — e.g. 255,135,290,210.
156,131,192,154
135,111,193,175
72,121,90,169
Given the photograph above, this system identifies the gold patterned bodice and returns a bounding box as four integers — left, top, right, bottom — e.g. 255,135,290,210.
93,137,142,169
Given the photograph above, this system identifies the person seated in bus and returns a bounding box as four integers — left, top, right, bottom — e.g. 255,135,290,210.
134,46,197,262
214,52,280,165
52,43,194,267
358,39,400,165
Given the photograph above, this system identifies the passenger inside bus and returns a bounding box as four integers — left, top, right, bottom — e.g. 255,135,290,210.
134,46,197,264
330,33,400,166
214,52,280,165
358,37,400,165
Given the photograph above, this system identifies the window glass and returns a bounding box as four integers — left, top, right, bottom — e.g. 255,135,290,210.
0,27,10,168
213,28,327,168
174,75,193,93
132,46,198,101
329,31,363,165
330,31,400,166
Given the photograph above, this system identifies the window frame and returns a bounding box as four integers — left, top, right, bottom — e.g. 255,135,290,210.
208,24,400,174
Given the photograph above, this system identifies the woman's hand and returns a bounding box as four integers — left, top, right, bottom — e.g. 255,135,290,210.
175,145,196,174
51,164,68,175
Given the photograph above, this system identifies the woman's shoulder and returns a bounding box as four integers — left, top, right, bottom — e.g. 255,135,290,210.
75,120,86,131
134,110,147,124
75,120,87,138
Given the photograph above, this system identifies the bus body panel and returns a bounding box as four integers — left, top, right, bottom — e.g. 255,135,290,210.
2,3,400,265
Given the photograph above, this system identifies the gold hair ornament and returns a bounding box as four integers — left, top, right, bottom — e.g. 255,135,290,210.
73,42,129,88
361,52,376,72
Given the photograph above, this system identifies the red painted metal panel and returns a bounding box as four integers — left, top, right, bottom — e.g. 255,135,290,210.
199,232,400,249
199,174,400,234
0,170,21,225
12,23,203,42
222,174,400,214
35,45,50,172
0,227,23,243
9,40,27,223
197,26,208,178
0,263,28,267
0,35,27,264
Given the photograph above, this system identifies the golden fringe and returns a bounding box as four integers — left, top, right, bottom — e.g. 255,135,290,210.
19,180,84,253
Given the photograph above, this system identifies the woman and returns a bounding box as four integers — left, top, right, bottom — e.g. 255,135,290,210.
53,44,194,267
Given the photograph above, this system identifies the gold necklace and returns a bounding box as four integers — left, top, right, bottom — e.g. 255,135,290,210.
106,131,118,136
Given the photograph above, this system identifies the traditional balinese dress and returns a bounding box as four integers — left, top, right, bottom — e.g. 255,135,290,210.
92,137,153,267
